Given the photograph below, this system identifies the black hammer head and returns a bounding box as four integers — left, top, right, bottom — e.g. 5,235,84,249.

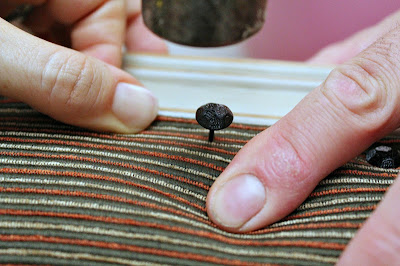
142,0,268,47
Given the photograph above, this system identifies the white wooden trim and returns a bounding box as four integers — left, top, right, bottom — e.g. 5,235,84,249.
123,54,335,125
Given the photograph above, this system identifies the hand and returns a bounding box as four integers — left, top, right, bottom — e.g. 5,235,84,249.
206,9,400,264
0,0,166,133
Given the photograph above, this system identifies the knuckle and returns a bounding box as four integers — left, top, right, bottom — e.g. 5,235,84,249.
258,132,313,189
41,51,104,115
321,55,398,132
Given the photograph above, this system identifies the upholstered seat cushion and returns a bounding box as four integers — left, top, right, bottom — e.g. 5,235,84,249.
0,97,396,265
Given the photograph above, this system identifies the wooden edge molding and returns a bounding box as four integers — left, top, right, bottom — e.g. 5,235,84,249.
124,53,334,125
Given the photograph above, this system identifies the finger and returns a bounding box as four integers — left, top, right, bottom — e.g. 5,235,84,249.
47,0,126,67
308,9,400,64
207,24,400,232
0,19,158,133
338,174,400,265
125,0,167,53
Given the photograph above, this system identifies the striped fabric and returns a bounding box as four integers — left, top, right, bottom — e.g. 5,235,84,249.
0,97,397,265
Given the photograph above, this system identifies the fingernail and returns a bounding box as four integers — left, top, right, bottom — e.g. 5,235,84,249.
211,175,266,229
112,83,158,129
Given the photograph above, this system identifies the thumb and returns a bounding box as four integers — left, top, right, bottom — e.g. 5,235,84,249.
207,24,400,232
0,19,158,133
337,173,400,265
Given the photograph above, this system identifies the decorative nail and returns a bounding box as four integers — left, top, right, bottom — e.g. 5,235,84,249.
196,103,233,142
366,145,400,169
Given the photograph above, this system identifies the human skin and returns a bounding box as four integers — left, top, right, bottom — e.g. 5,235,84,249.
207,9,400,264
2,1,400,264
0,0,167,133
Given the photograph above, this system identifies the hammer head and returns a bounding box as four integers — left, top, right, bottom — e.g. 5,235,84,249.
142,0,268,47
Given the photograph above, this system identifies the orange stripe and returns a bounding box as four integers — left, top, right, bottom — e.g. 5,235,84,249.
310,187,388,197
0,125,245,153
0,127,96,135
1,264,48,266
0,187,211,226
0,99,19,104
0,234,268,266
124,137,238,155
0,128,239,162
156,116,266,131
0,114,266,132
0,168,206,212
0,209,346,250
0,124,246,145
0,117,52,121
253,222,361,235
354,161,374,166
142,138,238,155
287,206,376,219
335,169,398,178
0,137,226,172
379,139,400,144
0,151,212,189
142,131,248,144
57,132,240,156
0,116,267,135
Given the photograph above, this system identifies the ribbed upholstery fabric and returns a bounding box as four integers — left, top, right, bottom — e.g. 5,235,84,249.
0,97,397,265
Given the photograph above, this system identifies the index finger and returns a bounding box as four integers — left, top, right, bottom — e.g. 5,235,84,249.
47,0,126,67
207,25,400,232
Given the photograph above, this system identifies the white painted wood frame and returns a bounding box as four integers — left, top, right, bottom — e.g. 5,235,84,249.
124,54,335,125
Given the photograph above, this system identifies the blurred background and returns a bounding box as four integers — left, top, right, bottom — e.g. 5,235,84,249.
168,0,400,61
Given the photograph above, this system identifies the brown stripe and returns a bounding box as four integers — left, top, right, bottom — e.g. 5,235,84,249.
0,99,20,104
0,150,211,190
0,117,55,122
335,169,397,178
0,162,207,201
0,127,244,151
0,235,271,266
0,209,346,250
130,138,238,155
0,249,165,265
1,264,49,266
379,139,400,144
0,264,42,266
0,113,266,132
310,187,388,197
0,130,243,150
0,126,248,145
0,139,226,172
0,168,206,212
0,188,211,225
0,199,361,237
287,206,376,219
0,147,215,181
0,152,212,190
156,116,266,131
253,222,361,235
0,222,349,254
142,131,248,144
